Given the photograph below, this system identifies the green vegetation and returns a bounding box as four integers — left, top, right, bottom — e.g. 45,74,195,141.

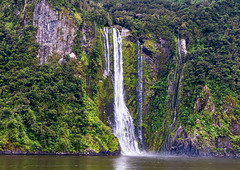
1,0,240,155
0,0,118,153
122,39,137,119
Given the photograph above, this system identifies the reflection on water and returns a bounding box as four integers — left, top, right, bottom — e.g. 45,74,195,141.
113,153,240,170
0,155,115,170
0,154,240,170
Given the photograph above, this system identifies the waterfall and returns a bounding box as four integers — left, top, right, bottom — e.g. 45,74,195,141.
112,28,140,155
137,40,144,149
177,34,182,61
161,34,182,153
101,27,110,78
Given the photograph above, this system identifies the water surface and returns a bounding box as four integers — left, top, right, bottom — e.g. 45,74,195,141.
0,154,239,170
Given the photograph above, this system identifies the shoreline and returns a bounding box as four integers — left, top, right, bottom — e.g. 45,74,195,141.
0,150,120,156
1,150,240,158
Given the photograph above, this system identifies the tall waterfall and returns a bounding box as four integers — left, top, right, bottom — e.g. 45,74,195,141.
101,27,110,78
112,28,140,155
169,34,181,128
137,40,144,149
161,34,182,152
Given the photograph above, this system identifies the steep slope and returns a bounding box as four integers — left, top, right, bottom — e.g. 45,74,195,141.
0,0,119,154
0,0,240,157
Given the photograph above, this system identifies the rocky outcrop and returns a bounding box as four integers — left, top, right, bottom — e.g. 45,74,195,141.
170,126,240,158
33,0,77,64
194,86,211,113
121,27,130,37
170,85,240,158
230,119,240,135
142,46,153,56
81,22,95,55
141,38,170,77
180,39,187,56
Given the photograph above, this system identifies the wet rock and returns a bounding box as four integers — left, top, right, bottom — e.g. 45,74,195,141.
217,137,232,149
33,0,77,64
180,39,187,56
121,27,130,37
194,86,211,113
230,119,240,135
135,13,143,18
81,22,95,55
170,125,240,158
142,46,153,56
69,53,77,59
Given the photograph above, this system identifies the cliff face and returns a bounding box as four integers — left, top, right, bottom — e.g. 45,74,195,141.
2,0,240,157
171,83,240,157
26,1,240,157
31,6,240,155
33,0,77,64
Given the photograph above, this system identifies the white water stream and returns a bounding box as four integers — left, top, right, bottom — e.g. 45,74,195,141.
101,27,110,78
112,28,140,155
137,40,144,149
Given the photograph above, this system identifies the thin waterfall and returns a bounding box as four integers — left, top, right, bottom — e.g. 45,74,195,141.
112,28,140,155
177,34,182,61
161,34,182,153
101,27,110,78
137,40,144,149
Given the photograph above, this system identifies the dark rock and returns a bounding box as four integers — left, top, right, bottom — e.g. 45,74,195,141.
230,119,240,135
142,46,153,56
170,126,240,158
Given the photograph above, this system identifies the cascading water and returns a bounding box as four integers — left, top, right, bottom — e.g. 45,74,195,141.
161,34,182,153
136,40,144,149
101,27,110,78
168,34,181,133
112,28,140,155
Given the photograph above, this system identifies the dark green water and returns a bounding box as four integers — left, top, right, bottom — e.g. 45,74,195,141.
0,154,239,170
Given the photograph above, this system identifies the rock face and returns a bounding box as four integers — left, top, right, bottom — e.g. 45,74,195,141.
141,38,170,77
194,86,211,113
180,39,187,56
170,85,240,158
33,0,77,64
81,22,95,55
170,127,239,158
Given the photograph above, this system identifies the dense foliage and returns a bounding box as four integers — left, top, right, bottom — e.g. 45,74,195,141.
0,0,118,153
94,0,240,152
1,0,240,154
